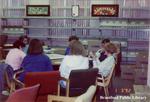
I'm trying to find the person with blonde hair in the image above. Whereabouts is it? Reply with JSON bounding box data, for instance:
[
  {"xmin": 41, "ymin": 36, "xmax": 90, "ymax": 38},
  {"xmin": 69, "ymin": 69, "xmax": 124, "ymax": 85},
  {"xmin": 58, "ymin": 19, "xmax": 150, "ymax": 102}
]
[
  {"xmin": 93, "ymin": 42, "xmax": 118, "ymax": 77},
  {"xmin": 59, "ymin": 40, "xmax": 89, "ymax": 87},
  {"xmin": 60, "ymin": 40, "xmax": 88, "ymax": 78}
]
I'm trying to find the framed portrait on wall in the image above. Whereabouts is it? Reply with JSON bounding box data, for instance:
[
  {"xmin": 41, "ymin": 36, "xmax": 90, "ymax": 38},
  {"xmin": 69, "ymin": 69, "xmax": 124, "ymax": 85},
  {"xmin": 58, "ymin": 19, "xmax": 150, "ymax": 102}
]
[
  {"xmin": 91, "ymin": 4, "xmax": 119, "ymax": 17},
  {"xmin": 26, "ymin": 5, "xmax": 50, "ymax": 16}
]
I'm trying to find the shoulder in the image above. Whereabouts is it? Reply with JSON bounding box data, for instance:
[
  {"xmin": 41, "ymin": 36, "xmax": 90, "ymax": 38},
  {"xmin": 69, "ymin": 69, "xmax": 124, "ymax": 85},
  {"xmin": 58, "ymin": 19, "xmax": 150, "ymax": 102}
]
[
  {"xmin": 9, "ymin": 48, "xmax": 24, "ymax": 54},
  {"xmin": 9, "ymin": 48, "xmax": 18, "ymax": 52},
  {"xmin": 41, "ymin": 54, "xmax": 51, "ymax": 60},
  {"xmin": 106, "ymin": 55, "xmax": 115, "ymax": 62},
  {"xmin": 63, "ymin": 55, "xmax": 70, "ymax": 60}
]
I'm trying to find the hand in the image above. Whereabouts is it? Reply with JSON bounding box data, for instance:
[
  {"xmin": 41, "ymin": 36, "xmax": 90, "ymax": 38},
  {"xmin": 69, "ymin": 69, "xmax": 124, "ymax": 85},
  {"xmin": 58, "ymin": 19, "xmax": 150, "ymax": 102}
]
[{"xmin": 89, "ymin": 51, "xmax": 96, "ymax": 60}]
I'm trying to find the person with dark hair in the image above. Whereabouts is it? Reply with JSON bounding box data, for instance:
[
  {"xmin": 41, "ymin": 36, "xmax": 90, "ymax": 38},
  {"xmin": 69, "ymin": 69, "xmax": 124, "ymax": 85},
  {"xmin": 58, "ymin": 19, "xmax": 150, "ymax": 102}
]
[
  {"xmin": 65, "ymin": 35, "xmax": 79, "ymax": 55},
  {"xmin": 93, "ymin": 43, "xmax": 118, "ymax": 77},
  {"xmin": 27, "ymin": 39, "xmax": 43, "ymax": 55},
  {"xmin": 19, "ymin": 39, "xmax": 53, "ymax": 82},
  {"xmin": 59, "ymin": 40, "xmax": 89, "ymax": 87},
  {"xmin": 5, "ymin": 41, "xmax": 26, "ymax": 71},
  {"xmin": 14, "ymin": 35, "xmax": 30, "ymax": 53},
  {"xmin": 95, "ymin": 38, "xmax": 110, "ymax": 62}
]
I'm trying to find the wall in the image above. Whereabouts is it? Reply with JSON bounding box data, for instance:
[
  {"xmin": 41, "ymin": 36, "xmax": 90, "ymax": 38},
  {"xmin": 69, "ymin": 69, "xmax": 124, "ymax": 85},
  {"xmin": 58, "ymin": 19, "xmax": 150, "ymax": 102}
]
[
  {"xmin": 147, "ymin": 37, "xmax": 150, "ymax": 86},
  {"xmin": 29, "ymin": 0, "xmax": 49, "ymax": 5}
]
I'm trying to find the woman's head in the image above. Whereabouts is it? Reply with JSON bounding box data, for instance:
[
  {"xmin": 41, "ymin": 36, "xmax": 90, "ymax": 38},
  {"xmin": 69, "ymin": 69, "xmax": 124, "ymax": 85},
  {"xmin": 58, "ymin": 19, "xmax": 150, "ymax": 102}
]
[
  {"xmin": 19, "ymin": 35, "xmax": 30, "ymax": 45},
  {"xmin": 27, "ymin": 39, "xmax": 43, "ymax": 55},
  {"xmin": 68, "ymin": 35, "xmax": 79, "ymax": 42},
  {"xmin": 70, "ymin": 40, "xmax": 86, "ymax": 56},
  {"xmin": 101, "ymin": 38, "xmax": 110, "ymax": 48},
  {"xmin": 104, "ymin": 43, "xmax": 118, "ymax": 55},
  {"xmin": 13, "ymin": 40, "xmax": 25, "ymax": 49}
]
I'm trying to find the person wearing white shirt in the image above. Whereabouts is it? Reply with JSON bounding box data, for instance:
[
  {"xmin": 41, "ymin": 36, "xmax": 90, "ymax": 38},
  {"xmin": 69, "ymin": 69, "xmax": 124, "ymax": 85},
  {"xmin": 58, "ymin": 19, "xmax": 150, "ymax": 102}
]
[
  {"xmin": 93, "ymin": 43, "xmax": 117, "ymax": 77},
  {"xmin": 59, "ymin": 40, "xmax": 89, "ymax": 87},
  {"xmin": 5, "ymin": 41, "xmax": 26, "ymax": 71},
  {"xmin": 95, "ymin": 38, "xmax": 110, "ymax": 62}
]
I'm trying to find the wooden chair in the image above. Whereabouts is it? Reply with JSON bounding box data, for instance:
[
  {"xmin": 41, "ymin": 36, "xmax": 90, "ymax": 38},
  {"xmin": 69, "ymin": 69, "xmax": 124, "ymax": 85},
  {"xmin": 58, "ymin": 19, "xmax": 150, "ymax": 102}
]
[
  {"xmin": 8, "ymin": 69, "xmax": 24, "ymax": 93},
  {"xmin": 58, "ymin": 68, "xmax": 98, "ymax": 97},
  {"xmin": 48, "ymin": 85, "xmax": 96, "ymax": 102},
  {"xmin": 96, "ymin": 64, "xmax": 115, "ymax": 98},
  {"xmin": 0, "ymin": 63, "xmax": 23, "ymax": 94}
]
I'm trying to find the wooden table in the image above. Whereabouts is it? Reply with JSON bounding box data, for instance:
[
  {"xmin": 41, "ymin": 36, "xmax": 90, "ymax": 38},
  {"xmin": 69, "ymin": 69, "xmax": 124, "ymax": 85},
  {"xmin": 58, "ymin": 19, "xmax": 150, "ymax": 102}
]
[{"xmin": 46, "ymin": 54, "xmax": 64, "ymax": 70}]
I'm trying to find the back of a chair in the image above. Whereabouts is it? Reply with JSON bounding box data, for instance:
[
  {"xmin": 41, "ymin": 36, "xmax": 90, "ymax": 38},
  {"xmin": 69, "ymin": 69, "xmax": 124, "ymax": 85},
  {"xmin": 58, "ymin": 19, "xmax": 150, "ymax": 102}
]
[
  {"xmin": 69, "ymin": 68, "xmax": 98, "ymax": 96},
  {"xmin": 75, "ymin": 85, "xmax": 96, "ymax": 102},
  {"xmin": 48, "ymin": 85, "xmax": 96, "ymax": 102},
  {"xmin": 0, "ymin": 63, "xmax": 14, "ymax": 93},
  {"xmin": 97, "ymin": 64, "xmax": 115, "ymax": 87},
  {"xmin": 24, "ymin": 71, "xmax": 60, "ymax": 95},
  {"xmin": 6, "ymin": 84, "xmax": 40, "ymax": 102}
]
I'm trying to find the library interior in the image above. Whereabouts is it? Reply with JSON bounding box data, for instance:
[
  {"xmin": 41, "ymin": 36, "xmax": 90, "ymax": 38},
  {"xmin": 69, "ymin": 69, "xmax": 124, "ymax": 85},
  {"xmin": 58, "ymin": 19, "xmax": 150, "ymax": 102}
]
[{"xmin": 0, "ymin": 0, "xmax": 150, "ymax": 102}]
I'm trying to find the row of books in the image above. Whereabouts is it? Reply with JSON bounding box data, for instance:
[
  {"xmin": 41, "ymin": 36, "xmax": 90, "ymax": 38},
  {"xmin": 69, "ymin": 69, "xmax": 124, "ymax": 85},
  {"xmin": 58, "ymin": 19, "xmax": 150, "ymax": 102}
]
[
  {"xmin": 115, "ymin": 0, "xmax": 149, "ymax": 8},
  {"xmin": 2, "ymin": 0, "xmax": 26, "ymax": 8},
  {"xmin": 111, "ymin": 29, "xmax": 150, "ymax": 40},
  {"xmin": 120, "ymin": 8, "xmax": 150, "ymax": 18}
]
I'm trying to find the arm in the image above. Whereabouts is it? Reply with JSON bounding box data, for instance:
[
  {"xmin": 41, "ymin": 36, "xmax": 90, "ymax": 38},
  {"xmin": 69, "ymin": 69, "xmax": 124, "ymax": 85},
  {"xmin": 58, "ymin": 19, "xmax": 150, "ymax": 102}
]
[{"xmin": 45, "ymin": 56, "xmax": 53, "ymax": 71}]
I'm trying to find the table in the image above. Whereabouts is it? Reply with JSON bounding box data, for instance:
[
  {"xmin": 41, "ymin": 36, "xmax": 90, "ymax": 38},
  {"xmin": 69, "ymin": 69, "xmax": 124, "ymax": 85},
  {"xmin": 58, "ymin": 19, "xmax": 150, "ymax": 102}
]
[
  {"xmin": 46, "ymin": 54, "xmax": 65, "ymax": 70},
  {"xmin": 46, "ymin": 54, "xmax": 64, "ymax": 60}
]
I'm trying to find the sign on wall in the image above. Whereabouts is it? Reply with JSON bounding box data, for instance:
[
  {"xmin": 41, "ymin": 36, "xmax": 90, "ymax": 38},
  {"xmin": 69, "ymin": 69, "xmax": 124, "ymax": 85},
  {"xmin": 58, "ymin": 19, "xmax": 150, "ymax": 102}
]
[
  {"xmin": 26, "ymin": 5, "xmax": 50, "ymax": 16},
  {"xmin": 91, "ymin": 4, "xmax": 119, "ymax": 17}
]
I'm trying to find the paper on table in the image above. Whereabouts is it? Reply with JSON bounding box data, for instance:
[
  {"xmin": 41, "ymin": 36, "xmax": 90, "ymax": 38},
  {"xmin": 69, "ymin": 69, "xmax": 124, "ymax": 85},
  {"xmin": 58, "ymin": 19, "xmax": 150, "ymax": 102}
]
[{"xmin": 46, "ymin": 54, "xmax": 64, "ymax": 60}]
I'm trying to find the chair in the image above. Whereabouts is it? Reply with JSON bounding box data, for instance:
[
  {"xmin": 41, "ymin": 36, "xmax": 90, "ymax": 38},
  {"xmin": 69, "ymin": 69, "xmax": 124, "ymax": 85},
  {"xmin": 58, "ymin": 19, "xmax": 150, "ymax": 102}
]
[
  {"xmin": 96, "ymin": 64, "xmax": 115, "ymax": 98},
  {"xmin": 24, "ymin": 71, "xmax": 60, "ymax": 102},
  {"xmin": 0, "ymin": 63, "xmax": 23, "ymax": 94},
  {"xmin": 6, "ymin": 84, "xmax": 40, "ymax": 102},
  {"xmin": 6, "ymin": 68, "xmax": 24, "ymax": 93},
  {"xmin": 48, "ymin": 85, "xmax": 96, "ymax": 102},
  {"xmin": 58, "ymin": 68, "xmax": 98, "ymax": 97}
]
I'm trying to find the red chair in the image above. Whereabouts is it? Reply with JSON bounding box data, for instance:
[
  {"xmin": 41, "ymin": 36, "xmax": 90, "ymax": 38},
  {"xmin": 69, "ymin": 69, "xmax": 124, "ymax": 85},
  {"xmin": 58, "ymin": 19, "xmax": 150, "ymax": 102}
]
[
  {"xmin": 6, "ymin": 84, "xmax": 40, "ymax": 102},
  {"xmin": 24, "ymin": 71, "xmax": 60, "ymax": 102}
]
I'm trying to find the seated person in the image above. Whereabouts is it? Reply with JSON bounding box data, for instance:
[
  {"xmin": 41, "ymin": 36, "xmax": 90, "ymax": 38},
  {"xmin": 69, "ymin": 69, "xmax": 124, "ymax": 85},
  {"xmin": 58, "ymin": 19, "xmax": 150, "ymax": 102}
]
[
  {"xmin": 65, "ymin": 35, "xmax": 79, "ymax": 55},
  {"xmin": 93, "ymin": 43, "xmax": 118, "ymax": 77},
  {"xmin": 5, "ymin": 41, "xmax": 26, "ymax": 71},
  {"xmin": 95, "ymin": 38, "xmax": 110, "ymax": 62},
  {"xmin": 59, "ymin": 40, "xmax": 89, "ymax": 87},
  {"xmin": 19, "ymin": 39, "xmax": 53, "ymax": 82},
  {"xmin": 14, "ymin": 35, "xmax": 30, "ymax": 54}
]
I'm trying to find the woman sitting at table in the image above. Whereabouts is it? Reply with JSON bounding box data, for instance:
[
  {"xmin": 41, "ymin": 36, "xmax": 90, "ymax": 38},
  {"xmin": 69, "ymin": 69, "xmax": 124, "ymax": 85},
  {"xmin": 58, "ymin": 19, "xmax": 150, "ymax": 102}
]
[
  {"xmin": 59, "ymin": 40, "xmax": 89, "ymax": 87},
  {"xmin": 19, "ymin": 39, "xmax": 53, "ymax": 82},
  {"xmin": 93, "ymin": 42, "xmax": 118, "ymax": 77},
  {"xmin": 95, "ymin": 38, "xmax": 110, "ymax": 62},
  {"xmin": 65, "ymin": 35, "xmax": 79, "ymax": 55},
  {"xmin": 5, "ymin": 41, "xmax": 26, "ymax": 71},
  {"xmin": 14, "ymin": 35, "xmax": 30, "ymax": 54}
]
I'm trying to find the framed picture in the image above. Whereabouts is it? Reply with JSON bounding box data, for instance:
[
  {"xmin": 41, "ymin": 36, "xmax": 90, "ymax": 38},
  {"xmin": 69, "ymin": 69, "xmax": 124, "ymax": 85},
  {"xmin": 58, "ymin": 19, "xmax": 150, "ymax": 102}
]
[
  {"xmin": 91, "ymin": 4, "xmax": 119, "ymax": 17},
  {"xmin": 26, "ymin": 5, "xmax": 50, "ymax": 16},
  {"xmin": 72, "ymin": 5, "xmax": 79, "ymax": 17}
]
